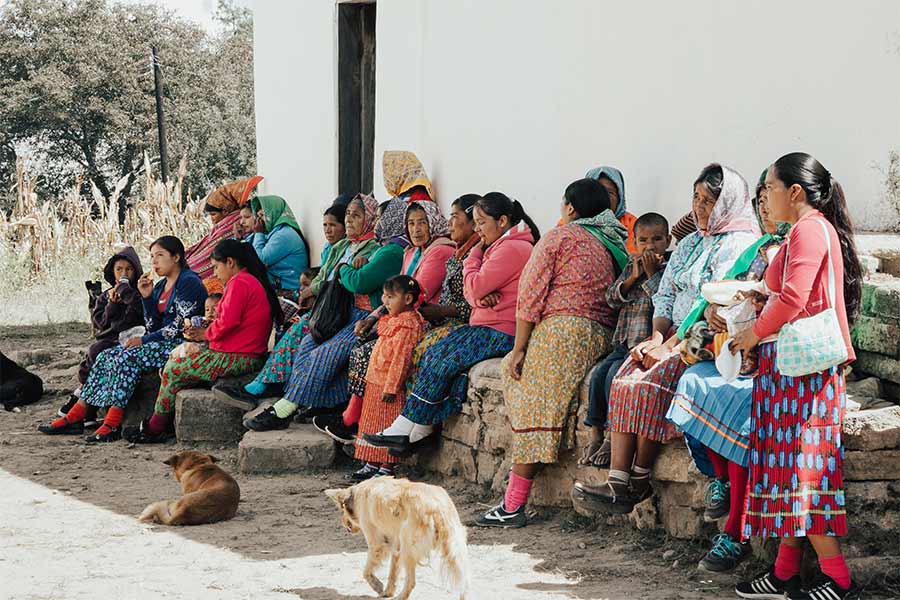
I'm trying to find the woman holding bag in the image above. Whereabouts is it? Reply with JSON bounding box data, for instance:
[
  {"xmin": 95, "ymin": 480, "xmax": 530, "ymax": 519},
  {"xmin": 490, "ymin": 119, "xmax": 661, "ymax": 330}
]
[{"xmin": 730, "ymin": 153, "xmax": 862, "ymax": 600}]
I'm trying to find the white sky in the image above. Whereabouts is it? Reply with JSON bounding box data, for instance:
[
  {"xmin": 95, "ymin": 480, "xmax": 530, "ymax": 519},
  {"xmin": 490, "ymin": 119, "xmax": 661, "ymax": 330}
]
[{"xmin": 117, "ymin": 0, "xmax": 254, "ymax": 32}]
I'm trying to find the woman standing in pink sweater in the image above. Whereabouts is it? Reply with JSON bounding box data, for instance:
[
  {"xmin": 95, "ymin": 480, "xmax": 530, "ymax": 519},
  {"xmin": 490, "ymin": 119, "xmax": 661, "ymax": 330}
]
[
  {"xmin": 126, "ymin": 239, "xmax": 282, "ymax": 444},
  {"xmin": 731, "ymin": 153, "xmax": 862, "ymax": 600},
  {"xmin": 363, "ymin": 193, "xmax": 540, "ymax": 452}
]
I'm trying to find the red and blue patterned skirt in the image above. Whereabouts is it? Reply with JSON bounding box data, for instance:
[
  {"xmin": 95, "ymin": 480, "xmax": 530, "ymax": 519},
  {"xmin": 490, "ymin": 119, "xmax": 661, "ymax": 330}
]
[{"xmin": 744, "ymin": 342, "xmax": 847, "ymax": 538}]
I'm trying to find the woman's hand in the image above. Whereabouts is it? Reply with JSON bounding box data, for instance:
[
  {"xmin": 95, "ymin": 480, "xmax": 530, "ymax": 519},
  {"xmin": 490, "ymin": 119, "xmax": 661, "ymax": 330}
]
[
  {"xmin": 630, "ymin": 334, "xmax": 662, "ymax": 363},
  {"xmin": 352, "ymin": 255, "xmax": 369, "ymax": 269},
  {"xmin": 418, "ymin": 302, "xmax": 447, "ymax": 323},
  {"xmin": 641, "ymin": 342, "xmax": 670, "ymax": 369},
  {"xmin": 736, "ymin": 290, "xmax": 768, "ymax": 313},
  {"xmin": 507, "ymin": 347, "xmax": 527, "ymax": 381},
  {"xmin": 354, "ymin": 318, "xmax": 376, "ymax": 338},
  {"xmin": 184, "ymin": 325, "xmax": 207, "ymax": 342},
  {"xmin": 107, "ymin": 288, "xmax": 120, "ymax": 304},
  {"xmin": 137, "ymin": 273, "xmax": 154, "ymax": 299},
  {"xmin": 730, "ymin": 328, "xmax": 760, "ymax": 355},
  {"xmin": 476, "ymin": 292, "xmax": 501, "ymax": 308},
  {"xmin": 123, "ymin": 337, "xmax": 143, "ymax": 349},
  {"xmin": 704, "ymin": 304, "xmax": 727, "ymax": 333}
]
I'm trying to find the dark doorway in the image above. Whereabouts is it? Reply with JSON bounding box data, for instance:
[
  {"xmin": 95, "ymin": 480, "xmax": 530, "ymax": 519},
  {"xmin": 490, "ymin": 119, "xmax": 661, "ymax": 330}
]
[{"xmin": 338, "ymin": 1, "xmax": 376, "ymax": 196}]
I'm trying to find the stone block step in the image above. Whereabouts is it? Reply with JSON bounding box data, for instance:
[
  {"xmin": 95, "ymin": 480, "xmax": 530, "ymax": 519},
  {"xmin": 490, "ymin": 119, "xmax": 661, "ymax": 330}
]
[
  {"xmin": 843, "ymin": 406, "xmax": 900, "ymax": 451},
  {"xmin": 175, "ymin": 386, "xmax": 246, "ymax": 444},
  {"xmin": 238, "ymin": 425, "xmax": 336, "ymax": 474}
]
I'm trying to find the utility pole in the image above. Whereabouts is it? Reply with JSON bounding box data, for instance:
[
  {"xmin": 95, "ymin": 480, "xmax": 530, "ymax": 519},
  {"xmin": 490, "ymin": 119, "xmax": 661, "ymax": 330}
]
[{"xmin": 151, "ymin": 46, "xmax": 169, "ymax": 184}]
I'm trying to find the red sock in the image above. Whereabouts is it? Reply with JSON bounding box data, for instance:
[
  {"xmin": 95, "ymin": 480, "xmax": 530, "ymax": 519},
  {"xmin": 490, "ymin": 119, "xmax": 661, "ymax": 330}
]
[
  {"xmin": 147, "ymin": 413, "xmax": 170, "ymax": 436},
  {"xmin": 51, "ymin": 402, "xmax": 88, "ymax": 427},
  {"xmin": 724, "ymin": 459, "xmax": 749, "ymax": 538},
  {"xmin": 706, "ymin": 447, "xmax": 728, "ymax": 479},
  {"xmin": 343, "ymin": 394, "xmax": 363, "ymax": 426},
  {"xmin": 94, "ymin": 406, "xmax": 123, "ymax": 436},
  {"xmin": 774, "ymin": 543, "xmax": 804, "ymax": 581},
  {"xmin": 503, "ymin": 472, "xmax": 534, "ymax": 512},
  {"xmin": 820, "ymin": 554, "xmax": 851, "ymax": 589}
]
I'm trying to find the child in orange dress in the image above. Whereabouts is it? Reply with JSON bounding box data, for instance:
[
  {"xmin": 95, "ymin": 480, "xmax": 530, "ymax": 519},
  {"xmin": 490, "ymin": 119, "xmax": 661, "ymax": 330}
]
[{"xmin": 350, "ymin": 275, "xmax": 426, "ymax": 481}]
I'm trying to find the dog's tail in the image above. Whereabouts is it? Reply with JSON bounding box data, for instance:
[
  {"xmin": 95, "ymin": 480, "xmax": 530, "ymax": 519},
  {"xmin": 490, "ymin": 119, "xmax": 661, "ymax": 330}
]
[
  {"xmin": 138, "ymin": 500, "xmax": 177, "ymax": 525},
  {"xmin": 435, "ymin": 500, "xmax": 470, "ymax": 598}
]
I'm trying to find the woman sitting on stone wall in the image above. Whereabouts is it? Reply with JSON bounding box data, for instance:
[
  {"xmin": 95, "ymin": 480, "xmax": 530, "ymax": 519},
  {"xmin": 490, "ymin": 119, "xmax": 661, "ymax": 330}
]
[
  {"xmin": 363, "ymin": 193, "xmax": 539, "ymax": 455},
  {"xmin": 475, "ymin": 178, "xmax": 627, "ymax": 528}
]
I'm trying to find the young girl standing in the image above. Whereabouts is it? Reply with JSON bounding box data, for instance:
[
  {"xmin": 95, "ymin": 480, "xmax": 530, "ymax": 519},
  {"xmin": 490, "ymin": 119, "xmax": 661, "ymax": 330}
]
[{"xmin": 351, "ymin": 275, "xmax": 426, "ymax": 481}]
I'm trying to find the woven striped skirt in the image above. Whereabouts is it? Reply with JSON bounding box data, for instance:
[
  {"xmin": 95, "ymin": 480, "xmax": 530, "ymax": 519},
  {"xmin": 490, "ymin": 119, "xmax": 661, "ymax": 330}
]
[
  {"xmin": 402, "ymin": 325, "xmax": 513, "ymax": 425},
  {"xmin": 607, "ymin": 344, "xmax": 687, "ymax": 443},
  {"xmin": 666, "ymin": 361, "xmax": 753, "ymax": 467},
  {"xmin": 505, "ymin": 316, "xmax": 611, "ymax": 464},
  {"xmin": 744, "ymin": 342, "xmax": 847, "ymax": 538},
  {"xmin": 283, "ymin": 308, "xmax": 368, "ymax": 409}
]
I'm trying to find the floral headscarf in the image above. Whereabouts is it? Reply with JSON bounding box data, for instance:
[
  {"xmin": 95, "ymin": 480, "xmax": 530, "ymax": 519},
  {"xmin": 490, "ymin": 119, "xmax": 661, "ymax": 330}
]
[
  {"xmin": 383, "ymin": 151, "xmax": 434, "ymax": 200},
  {"xmin": 204, "ymin": 176, "xmax": 263, "ymax": 214},
  {"xmin": 348, "ymin": 193, "xmax": 379, "ymax": 242},
  {"xmin": 375, "ymin": 197, "xmax": 411, "ymax": 246},
  {"xmin": 701, "ymin": 164, "xmax": 760, "ymax": 237},
  {"xmin": 406, "ymin": 200, "xmax": 450, "ymax": 241}
]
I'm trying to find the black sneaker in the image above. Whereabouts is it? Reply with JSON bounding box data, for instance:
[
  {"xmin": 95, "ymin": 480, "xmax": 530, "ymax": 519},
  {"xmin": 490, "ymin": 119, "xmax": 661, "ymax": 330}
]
[
  {"xmin": 698, "ymin": 533, "xmax": 750, "ymax": 572},
  {"xmin": 243, "ymin": 406, "xmax": 292, "ymax": 432},
  {"xmin": 347, "ymin": 463, "xmax": 379, "ymax": 482},
  {"xmin": 38, "ymin": 420, "xmax": 85, "ymax": 435},
  {"xmin": 311, "ymin": 413, "xmax": 341, "ymax": 435},
  {"xmin": 295, "ymin": 404, "xmax": 342, "ymax": 424},
  {"xmin": 790, "ymin": 576, "xmax": 863, "ymax": 600},
  {"xmin": 736, "ymin": 567, "xmax": 802, "ymax": 599},
  {"xmin": 213, "ymin": 382, "xmax": 262, "ymax": 411},
  {"xmin": 325, "ymin": 420, "xmax": 358, "ymax": 445},
  {"xmin": 474, "ymin": 503, "xmax": 527, "ymax": 528},
  {"xmin": 84, "ymin": 426, "xmax": 122, "ymax": 444},
  {"xmin": 704, "ymin": 478, "xmax": 731, "ymax": 521}
]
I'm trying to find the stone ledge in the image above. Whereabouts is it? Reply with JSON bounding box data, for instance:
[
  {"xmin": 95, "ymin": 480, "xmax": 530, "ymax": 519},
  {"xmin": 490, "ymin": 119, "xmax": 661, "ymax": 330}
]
[
  {"xmin": 175, "ymin": 385, "xmax": 246, "ymax": 444},
  {"xmin": 238, "ymin": 426, "xmax": 336, "ymax": 474}
]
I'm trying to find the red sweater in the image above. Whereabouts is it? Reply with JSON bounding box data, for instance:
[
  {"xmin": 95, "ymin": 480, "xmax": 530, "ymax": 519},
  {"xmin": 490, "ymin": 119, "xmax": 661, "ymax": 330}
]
[
  {"xmin": 753, "ymin": 210, "xmax": 855, "ymax": 362},
  {"xmin": 206, "ymin": 270, "xmax": 272, "ymax": 355}
]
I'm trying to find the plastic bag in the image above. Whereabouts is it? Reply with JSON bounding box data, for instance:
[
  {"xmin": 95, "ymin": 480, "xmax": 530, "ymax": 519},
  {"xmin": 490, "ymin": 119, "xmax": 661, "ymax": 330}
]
[
  {"xmin": 307, "ymin": 279, "xmax": 354, "ymax": 344},
  {"xmin": 716, "ymin": 298, "xmax": 756, "ymax": 337},
  {"xmin": 118, "ymin": 326, "xmax": 146, "ymax": 346}
]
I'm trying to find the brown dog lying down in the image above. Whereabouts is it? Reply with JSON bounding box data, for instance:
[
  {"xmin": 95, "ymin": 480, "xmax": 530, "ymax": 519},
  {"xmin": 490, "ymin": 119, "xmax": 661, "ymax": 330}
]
[
  {"xmin": 325, "ymin": 476, "xmax": 470, "ymax": 600},
  {"xmin": 139, "ymin": 450, "xmax": 239, "ymax": 526}
]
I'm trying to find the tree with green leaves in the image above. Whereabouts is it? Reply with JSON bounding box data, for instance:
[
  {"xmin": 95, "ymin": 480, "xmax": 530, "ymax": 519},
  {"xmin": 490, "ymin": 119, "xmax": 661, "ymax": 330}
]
[{"xmin": 0, "ymin": 0, "xmax": 256, "ymax": 220}]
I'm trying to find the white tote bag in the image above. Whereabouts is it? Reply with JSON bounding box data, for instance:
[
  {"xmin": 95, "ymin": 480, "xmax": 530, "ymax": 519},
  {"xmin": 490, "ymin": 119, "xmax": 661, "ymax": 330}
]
[{"xmin": 775, "ymin": 219, "xmax": 848, "ymax": 377}]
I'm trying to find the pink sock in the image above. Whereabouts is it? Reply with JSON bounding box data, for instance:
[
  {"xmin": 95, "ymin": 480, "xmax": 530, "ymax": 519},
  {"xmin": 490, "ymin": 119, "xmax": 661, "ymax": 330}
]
[
  {"xmin": 503, "ymin": 472, "xmax": 533, "ymax": 512},
  {"xmin": 343, "ymin": 394, "xmax": 363, "ymax": 426},
  {"xmin": 819, "ymin": 555, "xmax": 851, "ymax": 589},
  {"xmin": 147, "ymin": 413, "xmax": 170, "ymax": 436},
  {"xmin": 774, "ymin": 543, "xmax": 803, "ymax": 581}
]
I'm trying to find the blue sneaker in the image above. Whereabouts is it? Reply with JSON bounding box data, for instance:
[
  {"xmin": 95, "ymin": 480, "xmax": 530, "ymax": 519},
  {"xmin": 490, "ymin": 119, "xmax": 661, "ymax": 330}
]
[
  {"xmin": 704, "ymin": 478, "xmax": 730, "ymax": 521},
  {"xmin": 699, "ymin": 532, "xmax": 749, "ymax": 572}
]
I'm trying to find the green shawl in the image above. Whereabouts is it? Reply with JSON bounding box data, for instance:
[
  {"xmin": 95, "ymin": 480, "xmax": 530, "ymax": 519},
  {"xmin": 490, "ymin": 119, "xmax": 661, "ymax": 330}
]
[
  {"xmin": 572, "ymin": 210, "xmax": 629, "ymax": 271},
  {"xmin": 676, "ymin": 177, "xmax": 791, "ymax": 340},
  {"xmin": 252, "ymin": 195, "xmax": 301, "ymax": 234}
]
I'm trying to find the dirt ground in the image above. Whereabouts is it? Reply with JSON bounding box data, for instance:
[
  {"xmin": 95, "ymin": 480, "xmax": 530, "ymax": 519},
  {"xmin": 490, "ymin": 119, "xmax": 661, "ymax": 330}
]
[{"xmin": 0, "ymin": 323, "xmax": 878, "ymax": 600}]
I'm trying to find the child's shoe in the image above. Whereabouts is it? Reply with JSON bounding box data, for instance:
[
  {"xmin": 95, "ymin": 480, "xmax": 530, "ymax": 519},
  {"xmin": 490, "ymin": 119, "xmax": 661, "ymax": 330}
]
[{"xmin": 698, "ymin": 533, "xmax": 749, "ymax": 572}]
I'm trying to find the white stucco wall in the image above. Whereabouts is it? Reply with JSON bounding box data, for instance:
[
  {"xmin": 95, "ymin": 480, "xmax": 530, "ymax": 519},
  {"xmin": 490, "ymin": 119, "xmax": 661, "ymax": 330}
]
[
  {"xmin": 255, "ymin": 0, "xmax": 900, "ymax": 259},
  {"xmin": 253, "ymin": 1, "xmax": 339, "ymax": 260}
]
